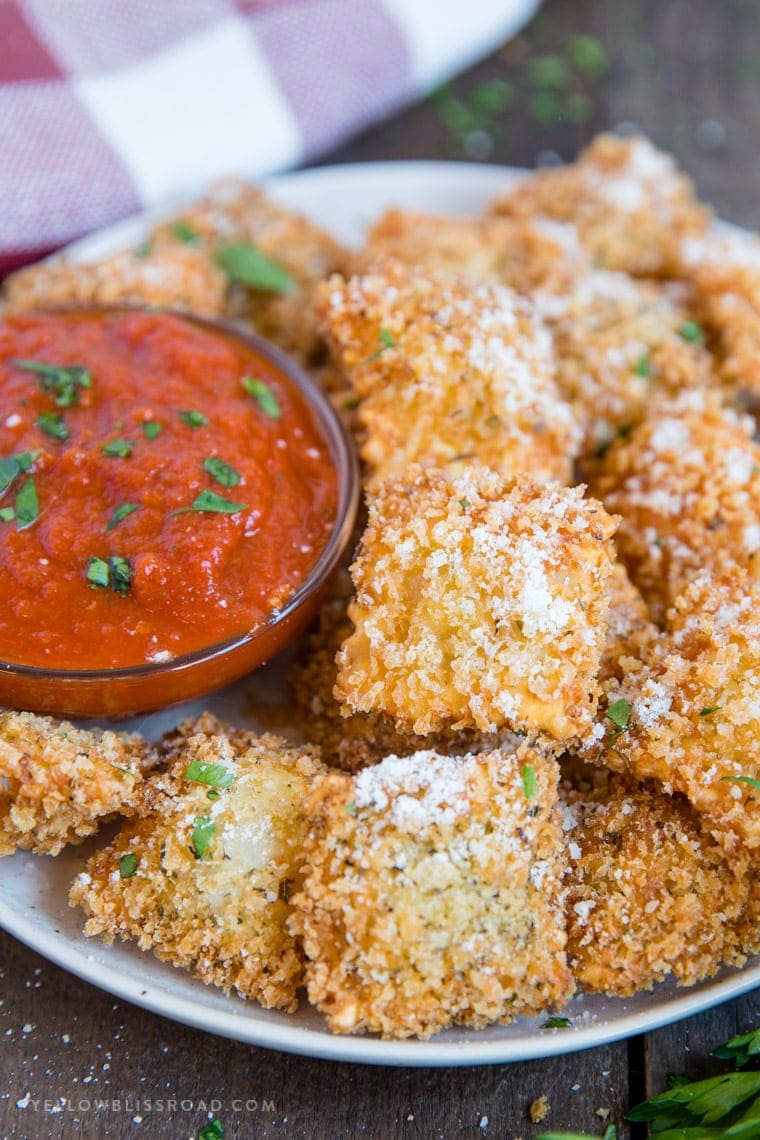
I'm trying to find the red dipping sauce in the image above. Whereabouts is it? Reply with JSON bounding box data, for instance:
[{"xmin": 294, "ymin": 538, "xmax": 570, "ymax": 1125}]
[{"xmin": 0, "ymin": 310, "xmax": 339, "ymax": 671}]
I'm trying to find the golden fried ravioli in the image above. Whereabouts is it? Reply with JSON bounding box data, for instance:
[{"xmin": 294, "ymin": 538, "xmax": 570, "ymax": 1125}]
[
  {"xmin": 70, "ymin": 723, "xmax": 325, "ymax": 1011},
  {"xmin": 490, "ymin": 133, "xmax": 709, "ymax": 277},
  {"xmin": 564, "ymin": 777, "xmax": 752, "ymax": 995},
  {"xmin": 335, "ymin": 467, "xmax": 618, "ymax": 744},
  {"xmin": 316, "ymin": 259, "xmax": 579, "ymax": 489},
  {"xmin": 290, "ymin": 746, "xmax": 572, "ymax": 1038},
  {"xmin": 599, "ymin": 562, "xmax": 658, "ymax": 684},
  {"xmin": 589, "ymin": 391, "xmax": 760, "ymax": 620},
  {"xmin": 597, "ymin": 569, "xmax": 760, "ymax": 867},
  {"xmin": 0, "ymin": 711, "xmax": 156, "ymax": 857}
]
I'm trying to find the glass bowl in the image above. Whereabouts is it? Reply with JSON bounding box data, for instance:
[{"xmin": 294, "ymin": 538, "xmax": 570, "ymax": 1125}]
[{"xmin": 0, "ymin": 312, "xmax": 359, "ymax": 719}]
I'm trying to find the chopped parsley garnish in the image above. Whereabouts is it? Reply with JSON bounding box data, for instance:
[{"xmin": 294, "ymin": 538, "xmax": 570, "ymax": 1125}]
[
  {"xmin": 521, "ymin": 764, "xmax": 538, "ymax": 800},
  {"xmin": 459, "ymin": 498, "xmax": 470, "ymax": 512},
  {"xmin": 86, "ymin": 555, "xmax": 132, "ymax": 595},
  {"xmin": 203, "ymin": 456, "xmax": 241, "ymax": 488},
  {"xmin": 363, "ymin": 327, "xmax": 397, "ymax": 364},
  {"xmin": 36, "ymin": 412, "xmax": 69, "ymax": 441},
  {"xmin": 678, "ymin": 319, "xmax": 704, "ymax": 343},
  {"xmin": 346, "ymin": 801, "xmax": 357, "ymax": 815},
  {"xmin": 541, "ymin": 1016, "xmax": 572, "ymax": 1029},
  {"xmin": 633, "ymin": 354, "xmax": 651, "ymax": 377},
  {"xmin": 14, "ymin": 477, "xmax": 39, "ymax": 530},
  {"xmin": 699, "ymin": 705, "xmax": 720, "ymax": 717},
  {"xmin": 119, "ymin": 853, "xmax": 138, "ymax": 879},
  {"xmin": 142, "ymin": 420, "xmax": 162, "ymax": 440},
  {"xmin": 106, "ymin": 503, "xmax": 139, "ymax": 532},
  {"xmin": 191, "ymin": 815, "xmax": 215, "ymax": 860},
  {"xmin": 606, "ymin": 698, "xmax": 632, "ymax": 747},
  {"xmin": 101, "ymin": 438, "xmax": 134, "ymax": 459},
  {"xmin": 217, "ymin": 241, "xmax": 295, "ymax": 294},
  {"xmin": 183, "ymin": 760, "xmax": 234, "ymax": 789},
  {"xmin": 241, "ymin": 376, "xmax": 281, "ymax": 419},
  {"xmin": 0, "ymin": 507, "xmax": 14, "ymax": 522},
  {"xmin": 198, "ymin": 1121, "xmax": 224, "ymax": 1140},
  {"xmin": 569, "ymin": 33, "xmax": 608, "ymax": 76},
  {"xmin": 12, "ymin": 359, "xmax": 91, "ymax": 407},
  {"xmin": 179, "ymin": 409, "xmax": 208, "ymax": 428},
  {"xmin": 0, "ymin": 450, "xmax": 38, "ymax": 496},
  {"xmin": 721, "ymin": 774, "xmax": 760, "ymax": 792},
  {"xmin": 169, "ymin": 219, "xmax": 200, "ymax": 244},
  {"xmin": 172, "ymin": 490, "xmax": 248, "ymax": 516}
]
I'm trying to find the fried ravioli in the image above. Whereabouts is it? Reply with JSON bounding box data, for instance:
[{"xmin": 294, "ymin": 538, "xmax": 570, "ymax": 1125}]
[
  {"xmin": 290, "ymin": 746, "xmax": 572, "ymax": 1038},
  {"xmin": 335, "ymin": 467, "xmax": 617, "ymax": 744},
  {"xmin": 70, "ymin": 723, "xmax": 325, "ymax": 1011},
  {"xmin": 489, "ymin": 134, "xmax": 709, "ymax": 277},
  {"xmin": 0, "ymin": 711, "xmax": 156, "ymax": 856},
  {"xmin": 316, "ymin": 260, "xmax": 579, "ymax": 489}
]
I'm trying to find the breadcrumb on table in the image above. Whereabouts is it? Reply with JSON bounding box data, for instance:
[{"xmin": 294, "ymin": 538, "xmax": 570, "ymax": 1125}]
[
  {"xmin": 336, "ymin": 466, "xmax": 618, "ymax": 745},
  {"xmin": 588, "ymin": 390, "xmax": 760, "ymax": 620},
  {"xmin": 489, "ymin": 133, "xmax": 709, "ymax": 278},
  {"xmin": 0, "ymin": 710, "xmax": 157, "ymax": 857},
  {"xmin": 316, "ymin": 259, "xmax": 580, "ymax": 490},
  {"xmin": 69, "ymin": 723, "xmax": 326, "ymax": 1011},
  {"xmin": 563, "ymin": 775, "xmax": 753, "ymax": 996},
  {"xmin": 290, "ymin": 746, "xmax": 573, "ymax": 1039}
]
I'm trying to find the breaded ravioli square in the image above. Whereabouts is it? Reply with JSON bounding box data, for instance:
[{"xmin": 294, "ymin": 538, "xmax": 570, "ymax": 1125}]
[
  {"xmin": 335, "ymin": 467, "xmax": 618, "ymax": 744},
  {"xmin": 0, "ymin": 711, "xmax": 157, "ymax": 857},
  {"xmin": 563, "ymin": 776, "xmax": 752, "ymax": 996},
  {"xmin": 290, "ymin": 746, "xmax": 572, "ymax": 1038},
  {"xmin": 316, "ymin": 259, "xmax": 579, "ymax": 489},
  {"xmin": 70, "ymin": 723, "xmax": 325, "ymax": 1011}
]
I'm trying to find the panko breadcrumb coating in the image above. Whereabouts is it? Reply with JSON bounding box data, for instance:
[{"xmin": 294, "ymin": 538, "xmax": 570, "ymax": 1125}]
[
  {"xmin": 680, "ymin": 229, "xmax": 760, "ymax": 396},
  {"xmin": 335, "ymin": 467, "xmax": 618, "ymax": 744},
  {"xmin": 316, "ymin": 260, "xmax": 579, "ymax": 489},
  {"xmin": 359, "ymin": 208, "xmax": 591, "ymax": 294},
  {"xmin": 0, "ymin": 711, "xmax": 156, "ymax": 856},
  {"xmin": 489, "ymin": 134, "xmax": 709, "ymax": 277},
  {"xmin": 589, "ymin": 391, "xmax": 760, "ymax": 620},
  {"xmin": 3, "ymin": 178, "xmax": 348, "ymax": 364},
  {"xmin": 537, "ymin": 271, "xmax": 717, "ymax": 457},
  {"xmin": 597, "ymin": 569, "xmax": 760, "ymax": 866},
  {"xmin": 290, "ymin": 746, "xmax": 572, "ymax": 1038},
  {"xmin": 563, "ymin": 776, "xmax": 752, "ymax": 996},
  {"xmin": 70, "ymin": 723, "xmax": 326, "ymax": 1011},
  {"xmin": 600, "ymin": 563, "xmax": 658, "ymax": 684}
]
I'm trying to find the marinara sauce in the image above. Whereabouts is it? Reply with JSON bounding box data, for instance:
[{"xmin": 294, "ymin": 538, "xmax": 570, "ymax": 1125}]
[{"xmin": 0, "ymin": 310, "xmax": 338, "ymax": 669}]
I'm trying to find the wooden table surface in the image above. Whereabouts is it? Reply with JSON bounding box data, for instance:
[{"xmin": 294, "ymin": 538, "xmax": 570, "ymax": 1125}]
[{"xmin": 2, "ymin": 1, "xmax": 759, "ymax": 1136}]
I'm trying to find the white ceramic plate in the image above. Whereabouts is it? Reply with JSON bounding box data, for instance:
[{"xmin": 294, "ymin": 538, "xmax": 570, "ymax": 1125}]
[{"xmin": 1, "ymin": 161, "xmax": 758, "ymax": 1066}]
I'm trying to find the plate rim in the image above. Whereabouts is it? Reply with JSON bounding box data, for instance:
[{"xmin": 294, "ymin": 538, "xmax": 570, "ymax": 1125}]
[{"xmin": 2, "ymin": 157, "xmax": 758, "ymax": 1066}]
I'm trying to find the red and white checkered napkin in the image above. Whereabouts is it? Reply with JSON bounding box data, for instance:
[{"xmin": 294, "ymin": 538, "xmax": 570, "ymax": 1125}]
[{"xmin": 0, "ymin": 0, "xmax": 539, "ymax": 272}]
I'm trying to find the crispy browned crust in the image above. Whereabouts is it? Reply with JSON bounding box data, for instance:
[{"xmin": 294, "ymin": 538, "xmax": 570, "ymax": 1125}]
[
  {"xmin": 69, "ymin": 723, "xmax": 326, "ymax": 1011},
  {"xmin": 588, "ymin": 391, "xmax": 760, "ymax": 620},
  {"xmin": 600, "ymin": 562, "xmax": 658, "ymax": 684},
  {"xmin": 316, "ymin": 259, "xmax": 580, "ymax": 490},
  {"xmin": 290, "ymin": 746, "xmax": 573, "ymax": 1038},
  {"xmin": 3, "ymin": 178, "xmax": 349, "ymax": 364},
  {"xmin": 594, "ymin": 568, "xmax": 760, "ymax": 867},
  {"xmin": 336, "ymin": 467, "xmax": 617, "ymax": 745},
  {"xmin": 563, "ymin": 776, "xmax": 754, "ymax": 996},
  {"xmin": 0, "ymin": 711, "xmax": 157, "ymax": 856},
  {"xmin": 489, "ymin": 134, "xmax": 709, "ymax": 277}
]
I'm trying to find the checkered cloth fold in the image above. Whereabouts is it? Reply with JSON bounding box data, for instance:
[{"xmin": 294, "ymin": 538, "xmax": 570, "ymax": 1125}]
[{"xmin": 0, "ymin": 0, "xmax": 540, "ymax": 271}]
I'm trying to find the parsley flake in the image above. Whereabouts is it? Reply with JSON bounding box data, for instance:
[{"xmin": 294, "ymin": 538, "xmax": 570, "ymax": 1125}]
[
  {"xmin": 101, "ymin": 438, "xmax": 134, "ymax": 459},
  {"xmin": 0, "ymin": 507, "xmax": 15, "ymax": 522},
  {"xmin": 169, "ymin": 219, "xmax": 200, "ymax": 244},
  {"xmin": 721, "ymin": 775, "xmax": 760, "ymax": 792},
  {"xmin": 106, "ymin": 503, "xmax": 139, "ymax": 532},
  {"xmin": 241, "ymin": 376, "xmax": 281, "ymax": 419},
  {"xmin": 679, "ymin": 319, "xmax": 704, "ymax": 343},
  {"xmin": 606, "ymin": 698, "xmax": 633, "ymax": 747},
  {"xmin": 191, "ymin": 815, "xmax": 215, "ymax": 860},
  {"xmin": 119, "ymin": 853, "xmax": 138, "ymax": 879},
  {"xmin": 0, "ymin": 451, "xmax": 37, "ymax": 495},
  {"xmin": 86, "ymin": 555, "xmax": 132, "ymax": 594},
  {"xmin": 142, "ymin": 421, "xmax": 162, "ymax": 440},
  {"xmin": 203, "ymin": 456, "xmax": 241, "ymax": 488},
  {"xmin": 179, "ymin": 409, "xmax": 208, "ymax": 428},
  {"xmin": 36, "ymin": 412, "xmax": 69, "ymax": 441},
  {"xmin": 459, "ymin": 498, "xmax": 470, "ymax": 512},
  {"xmin": 541, "ymin": 1016, "xmax": 572, "ymax": 1029},
  {"xmin": 363, "ymin": 327, "xmax": 397, "ymax": 364},
  {"xmin": 346, "ymin": 801, "xmax": 357, "ymax": 815},
  {"xmin": 86, "ymin": 557, "xmax": 110, "ymax": 590},
  {"xmin": 172, "ymin": 490, "xmax": 248, "ymax": 516},
  {"xmin": 699, "ymin": 705, "xmax": 720, "ymax": 717},
  {"xmin": 633, "ymin": 354, "xmax": 651, "ymax": 378},
  {"xmin": 521, "ymin": 764, "xmax": 538, "ymax": 800},
  {"xmin": 14, "ymin": 477, "xmax": 39, "ymax": 530},
  {"xmin": 217, "ymin": 241, "xmax": 295, "ymax": 294},
  {"xmin": 12, "ymin": 359, "xmax": 91, "ymax": 407},
  {"xmin": 198, "ymin": 1121, "xmax": 224, "ymax": 1140},
  {"xmin": 183, "ymin": 760, "xmax": 234, "ymax": 789}
]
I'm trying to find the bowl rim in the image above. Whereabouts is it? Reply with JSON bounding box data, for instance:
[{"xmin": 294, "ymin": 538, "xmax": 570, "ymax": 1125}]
[{"xmin": 0, "ymin": 307, "xmax": 360, "ymax": 683}]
